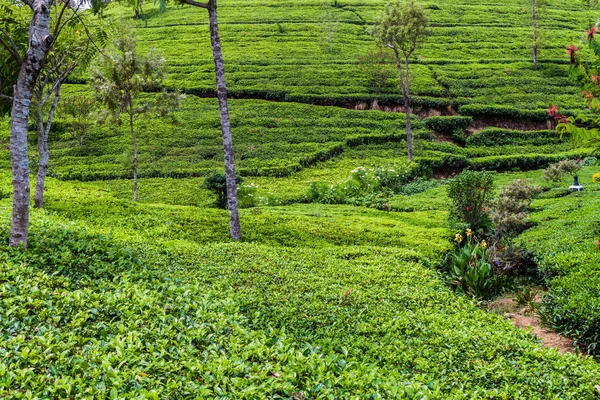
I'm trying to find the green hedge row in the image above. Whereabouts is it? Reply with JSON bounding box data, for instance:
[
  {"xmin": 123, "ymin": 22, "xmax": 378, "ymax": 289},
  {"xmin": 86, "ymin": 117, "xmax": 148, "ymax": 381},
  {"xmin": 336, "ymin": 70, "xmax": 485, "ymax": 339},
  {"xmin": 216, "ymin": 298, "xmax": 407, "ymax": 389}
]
[
  {"xmin": 518, "ymin": 174, "xmax": 600, "ymax": 357},
  {"xmin": 423, "ymin": 116, "xmax": 472, "ymax": 135},
  {"xmin": 459, "ymin": 105, "xmax": 550, "ymax": 122},
  {"xmin": 466, "ymin": 128, "xmax": 568, "ymax": 147}
]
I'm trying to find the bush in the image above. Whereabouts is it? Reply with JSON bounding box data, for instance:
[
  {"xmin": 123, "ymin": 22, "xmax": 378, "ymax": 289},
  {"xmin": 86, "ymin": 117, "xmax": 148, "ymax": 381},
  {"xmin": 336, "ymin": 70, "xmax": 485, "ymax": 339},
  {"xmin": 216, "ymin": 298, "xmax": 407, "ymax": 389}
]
[
  {"xmin": 447, "ymin": 170, "xmax": 495, "ymax": 232},
  {"xmin": 203, "ymin": 171, "xmax": 243, "ymax": 209},
  {"xmin": 423, "ymin": 116, "xmax": 472, "ymax": 135},
  {"xmin": 544, "ymin": 159, "xmax": 585, "ymax": 182},
  {"xmin": 491, "ymin": 179, "xmax": 541, "ymax": 239}
]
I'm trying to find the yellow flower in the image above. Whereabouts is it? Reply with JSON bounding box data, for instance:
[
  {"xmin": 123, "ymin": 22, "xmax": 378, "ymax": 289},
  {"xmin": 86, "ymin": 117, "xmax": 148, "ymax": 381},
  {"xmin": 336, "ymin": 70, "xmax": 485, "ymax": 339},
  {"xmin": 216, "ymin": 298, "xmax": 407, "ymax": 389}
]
[
  {"xmin": 481, "ymin": 241, "xmax": 487, "ymax": 249},
  {"xmin": 455, "ymin": 234, "xmax": 463, "ymax": 243},
  {"xmin": 466, "ymin": 229, "xmax": 472, "ymax": 237}
]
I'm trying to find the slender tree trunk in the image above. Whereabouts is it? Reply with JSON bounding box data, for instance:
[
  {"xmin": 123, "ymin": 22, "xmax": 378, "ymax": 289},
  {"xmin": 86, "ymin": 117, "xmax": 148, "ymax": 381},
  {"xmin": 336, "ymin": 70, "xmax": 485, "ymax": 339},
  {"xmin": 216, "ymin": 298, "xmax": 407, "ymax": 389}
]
[
  {"xmin": 208, "ymin": 0, "xmax": 241, "ymax": 240},
  {"xmin": 531, "ymin": 0, "xmax": 538, "ymax": 70},
  {"xmin": 129, "ymin": 102, "xmax": 138, "ymax": 202},
  {"xmin": 9, "ymin": 0, "xmax": 53, "ymax": 247},
  {"xmin": 392, "ymin": 47, "xmax": 413, "ymax": 163},
  {"xmin": 34, "ymin": 87, "xmax": 60, "ymax": 209},
  {"xmin": 404, "ymin": 55, "xmax": 412, "ymax": 162}
]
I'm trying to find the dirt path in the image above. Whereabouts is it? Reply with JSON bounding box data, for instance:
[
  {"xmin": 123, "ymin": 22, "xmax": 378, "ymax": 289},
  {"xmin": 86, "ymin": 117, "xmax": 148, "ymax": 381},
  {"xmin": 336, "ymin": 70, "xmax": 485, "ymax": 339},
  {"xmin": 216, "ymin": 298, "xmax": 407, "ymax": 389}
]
[{"xmin": 488, "ymin": 296, "xmax": 576, "ymax": 354}]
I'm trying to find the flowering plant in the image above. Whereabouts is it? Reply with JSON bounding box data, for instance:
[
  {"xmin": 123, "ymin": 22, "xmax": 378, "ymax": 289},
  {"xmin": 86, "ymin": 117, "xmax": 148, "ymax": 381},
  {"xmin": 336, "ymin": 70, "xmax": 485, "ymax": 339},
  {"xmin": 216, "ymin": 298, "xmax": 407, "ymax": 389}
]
[{"xmin": 450, "ymin": 230, "xmax": 495, "ymax": 299}]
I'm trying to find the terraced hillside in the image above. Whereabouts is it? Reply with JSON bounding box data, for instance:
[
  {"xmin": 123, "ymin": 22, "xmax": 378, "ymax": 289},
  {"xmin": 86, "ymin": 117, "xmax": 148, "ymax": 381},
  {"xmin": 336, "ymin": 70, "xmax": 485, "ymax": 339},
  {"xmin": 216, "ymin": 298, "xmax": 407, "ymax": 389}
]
[
  {"xmin": 2, "ymin": 0, "xmax": 600, "ymax": 397},
  {"xmin": 117, "ymin": 0, "xmax": 600, "ymax": 114}
]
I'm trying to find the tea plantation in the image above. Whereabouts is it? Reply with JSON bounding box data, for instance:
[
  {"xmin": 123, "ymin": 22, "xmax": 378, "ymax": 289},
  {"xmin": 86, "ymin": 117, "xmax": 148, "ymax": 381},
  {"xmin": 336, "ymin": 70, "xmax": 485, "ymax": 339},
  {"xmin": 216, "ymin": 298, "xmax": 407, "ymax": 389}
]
[{"xmin": 2, "ymin": 0, "xmax": 600, "ymax": 398}]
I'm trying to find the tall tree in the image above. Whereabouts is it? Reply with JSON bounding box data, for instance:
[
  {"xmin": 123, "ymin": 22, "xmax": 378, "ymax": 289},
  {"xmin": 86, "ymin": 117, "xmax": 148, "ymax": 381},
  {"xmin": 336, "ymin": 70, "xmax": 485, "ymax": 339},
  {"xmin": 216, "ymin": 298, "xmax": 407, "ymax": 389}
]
[
  {"xmin": 174, "ymin": 0, "xmax": 241, "ymax": 240},
  {"xmin": 2, "ymin": 0, "xmax": 55, "ymax": 247},
  {"xmin": 91, "ymin": 32, "xmax": 181, "ymax": 202},
  {"xmin": 373, "ymin": 0, "xmax": 428, "ymax": 162},
  {"xmin": 74, "ymin": 0, "xmax": 242, "ymax": 240}
]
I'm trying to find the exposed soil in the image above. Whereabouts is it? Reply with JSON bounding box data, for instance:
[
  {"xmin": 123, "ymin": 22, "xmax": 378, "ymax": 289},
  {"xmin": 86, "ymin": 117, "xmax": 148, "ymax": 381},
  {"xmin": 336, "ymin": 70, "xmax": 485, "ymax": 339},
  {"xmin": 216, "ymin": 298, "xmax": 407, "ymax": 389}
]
[
  {"xmin": 348, "ymin": 100, "xmax": 457, "ymax": 119},
  {"xmin": 488, "ymin": 295, "xmax": 576, "ymax": 354}
]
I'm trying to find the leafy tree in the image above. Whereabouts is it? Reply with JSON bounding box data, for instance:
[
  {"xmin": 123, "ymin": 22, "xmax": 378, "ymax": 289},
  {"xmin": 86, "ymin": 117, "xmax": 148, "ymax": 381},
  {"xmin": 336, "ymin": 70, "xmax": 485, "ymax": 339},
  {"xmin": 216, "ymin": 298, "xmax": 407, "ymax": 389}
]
[
  {"xmin": 373, "ymin": 0, "xmax": 428, "ymax": 162},
  {"xmin": 357, "ymin": 48, "xmax": 394, "ymax": 94},
  {"xmin": 92, "ymin": 31, "xmax": 182, "ymax": 202},
  {"xmin": 60, "ymin": 96, "xmax": 97, "ymax": 147},
  {"xmin": 0, "ymin": 0, "xmax": 97, "ymax": 247}
]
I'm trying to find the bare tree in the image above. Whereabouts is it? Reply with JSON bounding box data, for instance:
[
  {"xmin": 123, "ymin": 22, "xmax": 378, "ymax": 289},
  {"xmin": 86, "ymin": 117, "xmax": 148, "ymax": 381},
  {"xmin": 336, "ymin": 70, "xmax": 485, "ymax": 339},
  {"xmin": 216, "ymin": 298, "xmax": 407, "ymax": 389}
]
[
  {"xmin": 320, "ymin": 2, "xmax": 339, "ymax": 53},
  {"xmin": 529, "ymin": 0, "xmax": 545, "ymax": 70},
  {"xmin": 373, "ymin": 0, "xmax": 428, "ymax": 162}
]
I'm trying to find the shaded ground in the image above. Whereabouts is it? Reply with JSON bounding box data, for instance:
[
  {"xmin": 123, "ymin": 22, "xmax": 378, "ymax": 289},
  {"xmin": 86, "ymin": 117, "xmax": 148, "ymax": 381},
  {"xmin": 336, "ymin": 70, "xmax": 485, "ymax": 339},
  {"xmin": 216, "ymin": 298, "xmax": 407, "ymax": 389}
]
[{"xmin": 488, "ymin": 295, "xmax": 576, "ymax": 355}]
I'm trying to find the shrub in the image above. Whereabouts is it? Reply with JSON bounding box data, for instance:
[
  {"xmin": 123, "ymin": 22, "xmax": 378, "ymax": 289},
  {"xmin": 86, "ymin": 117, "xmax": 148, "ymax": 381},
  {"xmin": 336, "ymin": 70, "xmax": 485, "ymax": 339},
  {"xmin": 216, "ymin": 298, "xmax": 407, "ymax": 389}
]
[
  {"xmin": 447, "ymin": 170, "xmax": 495, "ymax": 232},
  {"xmin": 203, "ymin": 171, "xmax": 243, "ymax": 209},
  {"xmin": 491, "ymin": 179, "xmax": 541, "ymax": 239},
  {"xmin": 423, "ymin": 116, "xmax": 472, "ymax": 135},
  {"xmin": 450, "ymin": 231, "xmax": 495, "ymax": 299},
  {"xmin": 544, "ymin": 159, "xmax": 585, "ymax": 182}
]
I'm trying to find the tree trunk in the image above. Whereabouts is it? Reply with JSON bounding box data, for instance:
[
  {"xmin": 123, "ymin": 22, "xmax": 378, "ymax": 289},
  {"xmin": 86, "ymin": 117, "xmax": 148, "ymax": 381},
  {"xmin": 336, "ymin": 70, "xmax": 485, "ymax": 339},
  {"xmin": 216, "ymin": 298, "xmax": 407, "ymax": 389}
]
[
  {"xmin": 531, "ymin": 0, "xmax": 538, "ymax": 70},
  {"xmin": 129, "ymin": 102, "xmax": 138, "ymax": 202},
  {"xmin": 208, "ymin": 0, "xmax": 241, "ymax": 240},
  {"xmin": 34, "ymin": 87, "xmax": 60, "ymax": 209},
  {"xmin": 404, "ymin": 56, "xmax": 412, "ymax": 162},
  {"xmin": 9, "ymin": 0, "xmax": 53, "ymax": 247}
]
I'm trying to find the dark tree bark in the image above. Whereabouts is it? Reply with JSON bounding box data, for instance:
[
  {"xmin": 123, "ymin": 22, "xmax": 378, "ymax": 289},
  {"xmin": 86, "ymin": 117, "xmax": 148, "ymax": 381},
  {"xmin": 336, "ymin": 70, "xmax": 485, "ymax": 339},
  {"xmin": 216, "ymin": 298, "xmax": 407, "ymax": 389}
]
[
  {"xmin": 9, "ymin": 0, "xmax": 53, "ymax": 247},
  {"xmin": 208, "ymin": 0, "xmax": 241, "ymax": 240},
  {"xmin": 34, "ymin": 86, "xmax": 60, "ymax": 209}
]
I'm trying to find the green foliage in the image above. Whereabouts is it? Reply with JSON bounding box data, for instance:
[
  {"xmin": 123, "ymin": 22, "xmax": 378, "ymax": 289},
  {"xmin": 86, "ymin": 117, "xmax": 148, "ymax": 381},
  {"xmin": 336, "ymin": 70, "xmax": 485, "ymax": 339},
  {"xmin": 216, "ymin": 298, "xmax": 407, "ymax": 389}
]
[
  {"xmin": 544, "ymin": 159, "xmax": 585, "ymax": 182},
  {"xmin": 373, "ymin": 0, "xmax": 429, "ymax": 58},
  {"xmin": 514, "ymin": 286, "xmax": 540, "ymax": 308},
  {"xmin": 356, "ymin": 48, "xmax": 394, "ymax": 94},
  {"xmin": 203, "ymin": 171, "xmax": 243, "ymax": 209},
  {"xmin": 450, "ymin": 232, "xmax": 495, "ymax": 299},
  {"xmin": 447, "ymin": 170, "xmax": 495, "ymax": 231},
  {"xmin": 466, "ymin": 128, "xmax": 567, "ymax": 147},
  {"xmin": 423, "ymin": 116, "xmax": 472, "ymax": 135}
]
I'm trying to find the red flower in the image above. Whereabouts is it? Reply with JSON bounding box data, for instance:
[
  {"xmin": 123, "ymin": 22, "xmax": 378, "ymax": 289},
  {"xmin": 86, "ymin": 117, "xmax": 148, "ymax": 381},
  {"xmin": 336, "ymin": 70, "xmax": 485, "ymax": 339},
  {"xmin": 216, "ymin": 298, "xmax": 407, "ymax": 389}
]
[
  {"xmin": 583, "ymin": 91, "xmax": 594, "ymax": 101},
  {"xmin": 466, "ymin": 206, "xmax": 471, "ymax": 211},
  {"xmin": 499, "ymin": 246, "xmax": 505, "ymax": 251},
  {"xmin": 558, "ymin": 116, "xmax": 569, "ymax": 125},
  {"xmin": 586, "ymin": 26, "xmax": 598, "ymax": 40},
  {"xmin": 593, "ymin": 75, "xmax": 600, "ymax": 84},
  {"xmin": 566, "ymin": 45, "xmax": 579, "ymax": 64},
  {"xmin": 547, "ymin": 105, "xmax": 559, "ymax": 117}
]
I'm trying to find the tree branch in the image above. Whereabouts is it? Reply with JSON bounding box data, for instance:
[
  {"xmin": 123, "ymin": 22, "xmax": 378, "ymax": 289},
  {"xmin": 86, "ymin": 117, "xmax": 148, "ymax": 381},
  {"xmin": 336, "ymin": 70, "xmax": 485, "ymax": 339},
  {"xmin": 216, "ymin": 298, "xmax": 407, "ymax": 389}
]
[
  {"xmin": 0, "ymin": 27, "xmax": 23, "ymax": 64},
  {"xmin": 178, "ymin": 0, "xmax": 209, "ymax": 9}
]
